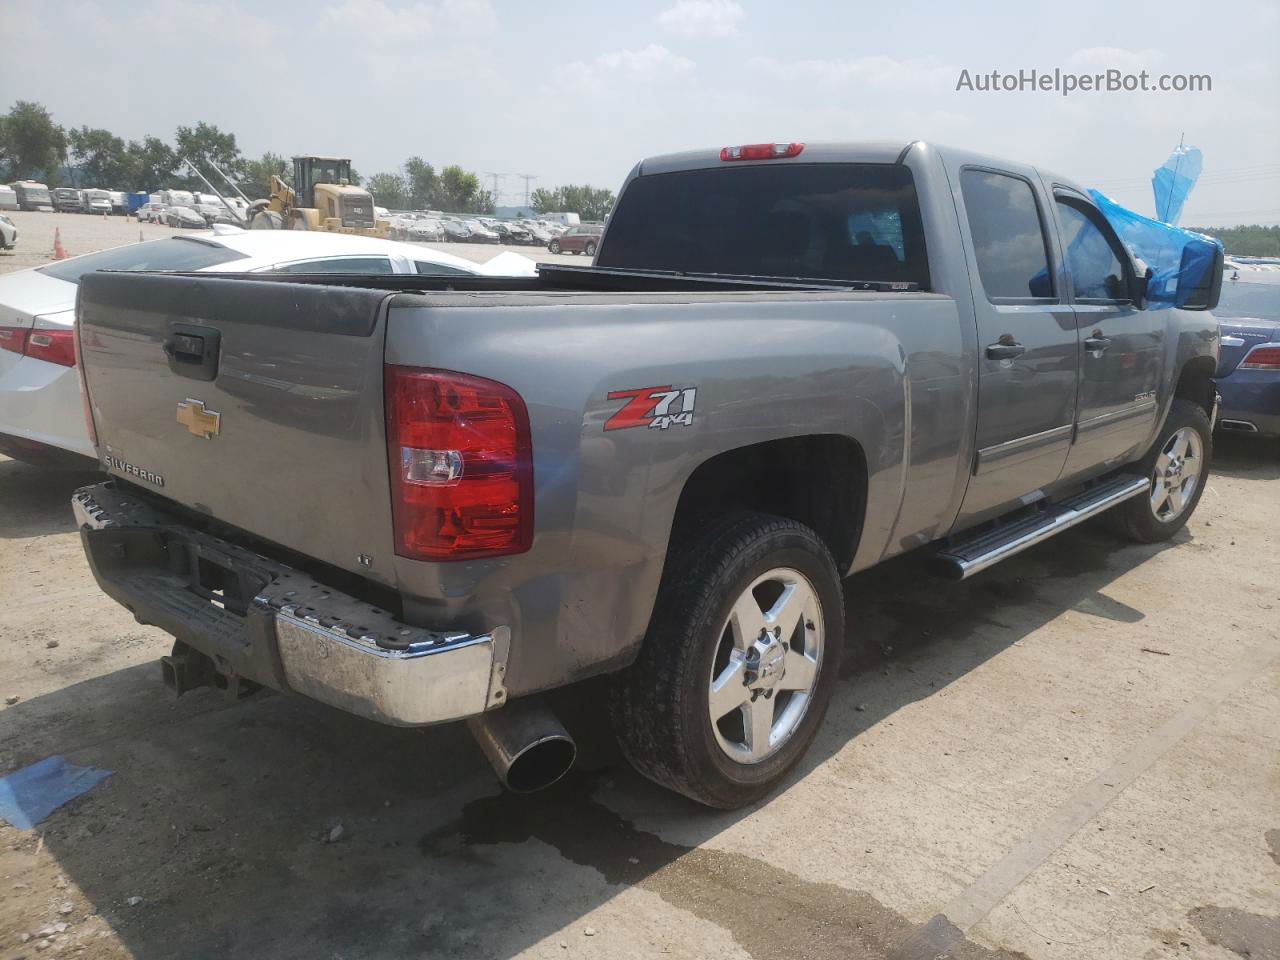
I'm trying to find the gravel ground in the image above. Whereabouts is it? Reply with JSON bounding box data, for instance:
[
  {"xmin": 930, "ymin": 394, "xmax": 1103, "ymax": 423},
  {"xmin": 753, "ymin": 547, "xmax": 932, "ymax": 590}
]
[
  {"xmin": 0, "ymin": 209, "xmax": 584, "ymax": 276},
  {"xmin": 1, "ymin": 439, "xmax": 1276, "ymax": 960},
  {"xmin": 0, "ymin": 207, "xmax": 1277, "ymax": 960}
]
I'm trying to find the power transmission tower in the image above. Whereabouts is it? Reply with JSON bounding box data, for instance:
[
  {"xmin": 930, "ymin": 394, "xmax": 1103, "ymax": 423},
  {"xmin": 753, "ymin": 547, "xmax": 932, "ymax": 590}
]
[
  {"xmin": 518, "ymin": 174, "xmax": 537, "ymax": 207},
  {"xmin": 484, "ymin": 172, "xmax": 505, "ymax": 206}
]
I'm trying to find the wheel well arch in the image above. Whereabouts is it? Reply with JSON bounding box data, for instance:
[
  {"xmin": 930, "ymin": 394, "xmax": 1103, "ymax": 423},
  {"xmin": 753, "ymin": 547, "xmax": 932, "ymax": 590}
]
[
  {"xmin": 669, "ymin": 435, "xmax": 867, "ymax": 572},
  {"xmin": 1174, "ymin": 355, "xmax": 1217, "ymax": 414}
]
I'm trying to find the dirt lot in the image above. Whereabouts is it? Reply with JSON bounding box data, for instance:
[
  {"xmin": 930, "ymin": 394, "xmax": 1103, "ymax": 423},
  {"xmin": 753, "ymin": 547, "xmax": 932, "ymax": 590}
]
[
  {"xmin": 1, "ymin": 211, "xmax": 1278, "ymax": 960},
  {"xmin": 0, "ymin": 209, "xmax": 582, "ymax": 276}
]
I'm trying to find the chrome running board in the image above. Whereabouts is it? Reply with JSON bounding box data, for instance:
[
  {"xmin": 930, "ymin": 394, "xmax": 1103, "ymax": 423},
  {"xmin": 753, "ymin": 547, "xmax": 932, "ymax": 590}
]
[{"xmin": 930, "ymin": 475, "xmax": 1150, "ymax": 580}]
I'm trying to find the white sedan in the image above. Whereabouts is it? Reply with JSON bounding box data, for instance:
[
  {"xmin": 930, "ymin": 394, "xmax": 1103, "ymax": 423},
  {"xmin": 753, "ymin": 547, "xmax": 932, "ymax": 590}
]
[
  {"xmin": 0, "ymin": 228, "xmax": 537, "ymax": 465},
  {"xmin": 136, "ymin": 201, "xmax": 169, "ymax": 223}
]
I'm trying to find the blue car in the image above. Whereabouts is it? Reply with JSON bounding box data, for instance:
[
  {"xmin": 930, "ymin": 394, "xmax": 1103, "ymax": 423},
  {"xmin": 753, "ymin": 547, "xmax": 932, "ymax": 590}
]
[{"xmin": 1214, "ymin": 276, "xmax": 1280, "ymax": 439}]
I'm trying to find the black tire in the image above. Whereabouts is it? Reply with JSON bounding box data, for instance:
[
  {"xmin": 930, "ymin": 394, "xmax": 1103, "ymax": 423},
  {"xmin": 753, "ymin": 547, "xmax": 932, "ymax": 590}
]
[
  {"xmin": 1109, "ymin": 398, "xmax": 1212, "ymax": 543},
  {"xmin": 611, "ymin": 512, "xmax": 845, "ymax": 809},
  {"xmin": 548, "ymin": 239, "xmax": 561, "ymax": 254},
  {"xmin": 584, "ymin": 241, "xmax": 597, "ymax": 256}
]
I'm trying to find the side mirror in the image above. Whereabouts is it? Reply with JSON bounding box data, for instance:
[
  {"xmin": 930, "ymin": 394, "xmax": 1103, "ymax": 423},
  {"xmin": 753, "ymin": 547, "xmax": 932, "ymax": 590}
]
[{"xmin": 1174, "ymin": 239, "xmax": 1223, "ymax": 311}]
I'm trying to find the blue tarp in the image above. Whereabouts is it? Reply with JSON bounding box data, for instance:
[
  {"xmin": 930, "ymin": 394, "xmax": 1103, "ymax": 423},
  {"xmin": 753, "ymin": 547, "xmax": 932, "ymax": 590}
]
[
  {"xmin": 1152, "ymin": 144, "xmax": 1202, "ymax": 226},
  {"xmin": 0, "ymin": 756, "xmax": 113, "ymax": 830},
  {"xmin": 1089, "ymin": 189, "xmax": 1222, "ymax": 309}
]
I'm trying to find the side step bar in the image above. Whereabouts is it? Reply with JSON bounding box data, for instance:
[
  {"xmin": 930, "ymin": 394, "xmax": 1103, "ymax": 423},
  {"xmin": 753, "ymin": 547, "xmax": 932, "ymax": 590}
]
[{"xmin": 930, "ymin": 475, "xmax": 1150, "ymax": 580}]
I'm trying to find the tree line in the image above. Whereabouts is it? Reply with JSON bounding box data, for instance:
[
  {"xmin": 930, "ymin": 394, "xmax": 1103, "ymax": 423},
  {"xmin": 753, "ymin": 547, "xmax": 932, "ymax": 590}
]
[
  {"xmin": 0, "ymin": 101, "xmax": 282, "ymax": 196},
  {"xmin": 366, "ymin": 157, "xmax": 493, "ymax": 215},
  {"xmin": 365, "ymin": 160, "xmax": 616, "ymax": 219},
  {"xmin": 0, "ymin": 100, "xmax": 616, "ymax": 219},
  {"xmin": 1201, "ymin": 224, "xmax": 1280, "ymax": 258},
  {"xmin": 530, "ymin": 184, "xmax": 615, "ymax": 222}
]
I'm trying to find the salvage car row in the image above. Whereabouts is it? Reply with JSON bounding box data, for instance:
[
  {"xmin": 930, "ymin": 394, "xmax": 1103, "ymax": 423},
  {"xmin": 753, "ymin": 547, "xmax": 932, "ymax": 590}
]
[
  {"xmin": 384, "ymin": 212, "xmax": 604, "ymax": 252},
  {"xmin": 4, "ymin": 182, "xmax": 132, "ymax": 215}
]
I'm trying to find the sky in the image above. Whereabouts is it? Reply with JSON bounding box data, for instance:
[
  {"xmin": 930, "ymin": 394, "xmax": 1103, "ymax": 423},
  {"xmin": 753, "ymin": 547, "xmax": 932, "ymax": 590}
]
[{"xmin": 3, "ymin": 0, "xmax": 1278, "ymax": 226}]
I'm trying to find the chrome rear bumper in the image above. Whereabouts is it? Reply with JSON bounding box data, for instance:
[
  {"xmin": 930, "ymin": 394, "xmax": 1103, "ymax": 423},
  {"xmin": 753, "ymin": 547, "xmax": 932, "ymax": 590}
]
[{"xmin": 73, "ymin": 482, "xmax": 508, "ymax": 726}]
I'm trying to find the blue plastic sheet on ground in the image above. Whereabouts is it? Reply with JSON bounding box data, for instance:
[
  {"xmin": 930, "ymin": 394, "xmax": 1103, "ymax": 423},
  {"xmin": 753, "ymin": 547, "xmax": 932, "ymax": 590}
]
[
  {"xmin": 0, "ymin": 756, "xmax": 113, "ymax": 830},
  {"xmin": 1089, "ymin": 189, "xmax": 1223, "ymax": 309},
  {"xmin": 1151, "ymin": 144, "xmax": 1202, "ymax": 226}
]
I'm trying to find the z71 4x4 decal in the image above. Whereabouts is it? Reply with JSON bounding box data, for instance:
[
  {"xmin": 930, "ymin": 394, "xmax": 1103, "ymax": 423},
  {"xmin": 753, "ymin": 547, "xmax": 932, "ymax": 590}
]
[{"xmin": 604, "ymin": 385, "xmax": 698, "ymax": 431}]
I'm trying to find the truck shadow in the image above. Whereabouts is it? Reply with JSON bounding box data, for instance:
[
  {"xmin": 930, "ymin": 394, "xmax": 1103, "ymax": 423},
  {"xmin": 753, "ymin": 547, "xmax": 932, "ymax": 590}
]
[
  {"xmin": 1210, "ymin": 432, "xmax": 1280, "ymax": 481},
  {"xmin": 3, "ymin": 514, "xmax": 1180, "ymax": 959}
]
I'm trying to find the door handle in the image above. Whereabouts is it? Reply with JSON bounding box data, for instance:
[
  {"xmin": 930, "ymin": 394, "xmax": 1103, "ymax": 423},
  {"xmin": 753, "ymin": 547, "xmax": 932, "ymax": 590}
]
[
  {"xmin": 1219, "ymin": 335, "xmax": 1245, "ymax": 347},
  {"xmin": 985, "ymin": 339, "xmax": 1026, "ymax": 361},
  {"xmin": 1084, "ymin": 334, "xmax": 1112, "ymax": 356}
]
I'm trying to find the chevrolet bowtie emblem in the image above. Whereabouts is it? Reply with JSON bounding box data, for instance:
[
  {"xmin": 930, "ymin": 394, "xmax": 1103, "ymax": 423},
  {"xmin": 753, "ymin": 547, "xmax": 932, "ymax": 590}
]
[{"xmin": 176, "ymin": 398, "xmax": 221, "ymax": 439}]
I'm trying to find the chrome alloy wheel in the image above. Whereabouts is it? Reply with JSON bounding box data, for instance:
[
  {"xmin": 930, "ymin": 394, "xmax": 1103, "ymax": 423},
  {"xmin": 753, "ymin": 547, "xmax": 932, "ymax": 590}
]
[
  {"xmin": 708, "ymin": 567, "xmax": 824, "ymax": 764},
  {"xmin": 1150, "ymin": 426, "xmax": 1204, "ymax": 522}
]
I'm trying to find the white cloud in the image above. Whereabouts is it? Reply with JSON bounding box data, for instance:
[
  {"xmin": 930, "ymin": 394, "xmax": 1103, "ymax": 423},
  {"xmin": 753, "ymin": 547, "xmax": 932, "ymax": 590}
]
[
  {"xmin": 316, "ymin": 0, "xmax": 436, "ymax": 42},
  {"xmin": 315, "ymin": 0, "xmax": 496, "ymax": 44},
  {"xmin": 748, "ymin": 54, "xmax": 953, "ymax": 90},
  {"xmin": 596, "ymin": 45, "xmax": 695, "ymax": 74},
  {"xmin": 657, "ymin": 0, "xmax": 743, "ymax": 37},
  {"xmin": 556, "ymin": 44, "xmax": 694, "ymax": 88},
  {"xmin": 440, "ymin": 0, "xmax": 497, "ymax": 32},
  {"xmin": 1067, "ymin": 46, "xmax": 1160, "ymax": 72}
]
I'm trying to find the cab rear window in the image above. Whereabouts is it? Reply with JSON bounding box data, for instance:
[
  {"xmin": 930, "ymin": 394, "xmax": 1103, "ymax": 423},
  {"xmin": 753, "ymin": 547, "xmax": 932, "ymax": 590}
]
[
  {"xmin": 598, "ymin": 163, "xmax": 929, "ymax": 287},
  {"xmin": 38, "ymin": 237, "xmax": 248, "ymax": 285}
]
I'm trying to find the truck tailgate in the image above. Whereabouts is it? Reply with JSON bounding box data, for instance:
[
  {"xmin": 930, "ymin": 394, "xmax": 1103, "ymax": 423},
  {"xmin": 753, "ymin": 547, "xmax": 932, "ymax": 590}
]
[{"xmin": 78, "ymin": 272, "xmax": 397, "ymax": 583}]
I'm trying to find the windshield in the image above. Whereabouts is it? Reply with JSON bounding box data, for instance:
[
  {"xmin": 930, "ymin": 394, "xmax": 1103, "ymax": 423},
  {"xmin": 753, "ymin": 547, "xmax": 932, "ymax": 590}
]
[
  {"xmin": 309, "ymin": 160, "xmax": 346, "ymax": 185},
  {"xmin": 37, "ymin": 237, "xmax": 248, "ymax": 285},
  {"xmin": 599, "ymin": 162, "xmax": 930, "ymax": 286},
  {"xmin": 1214, "ymin": 279, "xmax": 1280, "ymax": 322}
]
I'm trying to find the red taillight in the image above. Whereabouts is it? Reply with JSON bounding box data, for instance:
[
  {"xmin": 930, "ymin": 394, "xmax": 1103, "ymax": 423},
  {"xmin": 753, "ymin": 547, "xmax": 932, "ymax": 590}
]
[
  {"xmin": 1239, "ymin": 345, "xmax": 1280, "ymax": 370},
  {"xmin": 26, "ymin": 328, "xmax": 76, "ymax": 367},
  {"xmin": 384, "ymin": 365, "xmax": 533, "ymax": 561},
  {"xmin": 0, "ymin": 325, "xmax": 75, "ymax": 366},
  {"xmin": 720, "ymin": 142, "xmax": 805, "ymax": 162},
  {"xmin": 0, "ymin": 326, "xmax": 28, "ymax": 355}
]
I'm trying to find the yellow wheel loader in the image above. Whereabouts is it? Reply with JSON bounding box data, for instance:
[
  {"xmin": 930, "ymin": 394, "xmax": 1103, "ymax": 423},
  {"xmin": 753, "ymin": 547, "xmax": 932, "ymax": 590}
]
[{"xmin": 246, "ymin": 156, "xmax": 388, "ymax": 237}]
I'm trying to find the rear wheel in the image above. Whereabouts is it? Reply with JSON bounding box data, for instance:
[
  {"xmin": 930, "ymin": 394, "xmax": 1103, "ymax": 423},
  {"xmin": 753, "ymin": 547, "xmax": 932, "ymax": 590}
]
[
  {"xmin": 1110, "ymin": 398, "xmax": 1212, "ymax": 542},
  {"xmin": 611, "ymin": 512, "xmax": 844, "ymax": 809},
  {"xmin": 585, "ymin": 241, "xmax": 598, "ymax": 256}
]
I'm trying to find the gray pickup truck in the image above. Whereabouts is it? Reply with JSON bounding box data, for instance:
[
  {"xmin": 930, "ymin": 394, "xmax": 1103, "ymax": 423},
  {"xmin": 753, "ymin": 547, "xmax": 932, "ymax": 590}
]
[{"xmin": 71, "ymin": 141, "xmax": 1222, "ymax": 809}]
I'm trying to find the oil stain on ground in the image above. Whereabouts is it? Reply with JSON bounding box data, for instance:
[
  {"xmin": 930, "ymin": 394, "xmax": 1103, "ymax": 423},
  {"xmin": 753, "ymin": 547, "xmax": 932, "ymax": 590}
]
[
  {"xmin": 1189, "ymin": 906, "xmax": 1280, "ymax": 960},
  {"xmin": 421, "ymin": 773, "xmax": 1028, "ymax": 960}
]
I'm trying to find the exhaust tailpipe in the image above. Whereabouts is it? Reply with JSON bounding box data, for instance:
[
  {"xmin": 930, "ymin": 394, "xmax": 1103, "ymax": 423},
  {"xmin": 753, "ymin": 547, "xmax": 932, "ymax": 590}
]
[{"xmin": 467, "ymin": 698, "xmax": 576, "ymax": 793}]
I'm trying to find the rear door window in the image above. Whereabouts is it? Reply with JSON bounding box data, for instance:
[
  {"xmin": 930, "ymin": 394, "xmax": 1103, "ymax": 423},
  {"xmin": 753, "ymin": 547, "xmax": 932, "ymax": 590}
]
[
  {"xmin": 960, "ymin": 169, "xmax": 1055, "ymax": 301},
  {"xmin": 598, "ymin": 163, "xmax": 929, "ymax": 286},
  {"xmin": 271, "ymin": 257, "xmax": 394, "ymax": 274},
  {"xmin": 37, "ymin": 237, "xmax": 248, "ymax": 284},
  {"xmin": 414, "ymin": 260, "xmax": 476, "ymax": 276}
]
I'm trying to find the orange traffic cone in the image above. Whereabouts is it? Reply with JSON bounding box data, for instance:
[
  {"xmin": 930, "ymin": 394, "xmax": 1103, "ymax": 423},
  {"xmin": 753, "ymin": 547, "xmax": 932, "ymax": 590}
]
[{"xmin": 52, "ymin": 228, "xmax": 68, "ymax": 260}]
